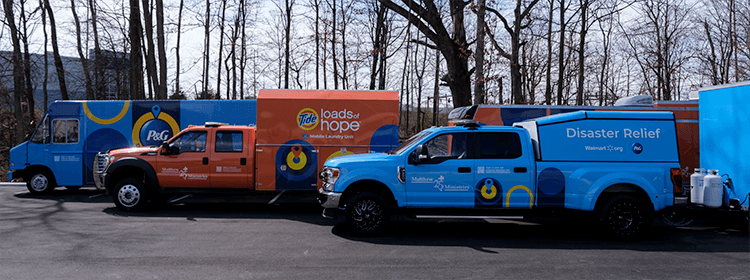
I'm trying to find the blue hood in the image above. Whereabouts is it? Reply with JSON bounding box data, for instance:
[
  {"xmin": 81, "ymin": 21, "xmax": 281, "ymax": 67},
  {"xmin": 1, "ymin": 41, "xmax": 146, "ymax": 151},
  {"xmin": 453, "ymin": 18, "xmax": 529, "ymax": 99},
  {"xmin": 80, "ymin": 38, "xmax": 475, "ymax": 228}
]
[
  {"xmin": 325, "ymin": 152, "xmax": 401, "ymax": 167},
  {"xmin": 9, "ymin": 142, "xmax": 27, "ymax": 171}
]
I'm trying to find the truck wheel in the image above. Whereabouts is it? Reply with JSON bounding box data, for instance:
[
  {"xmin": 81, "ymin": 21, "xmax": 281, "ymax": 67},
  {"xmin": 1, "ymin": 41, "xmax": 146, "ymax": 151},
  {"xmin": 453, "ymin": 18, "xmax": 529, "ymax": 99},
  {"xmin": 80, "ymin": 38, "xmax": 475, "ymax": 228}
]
[
  {"xmin": 26, "ymin": 170, "xmax": 57, "ymax": 195},
  {"xmin": 113, "ymin": 178, "xmax": 148, "ymax": 211},
  {"xmin": 345, "ymin": 192, "xmax": 390, "ymax": 236},
  {"xmin": 599, "ymin": 195, "xmax": 651, "ymax": 240}
]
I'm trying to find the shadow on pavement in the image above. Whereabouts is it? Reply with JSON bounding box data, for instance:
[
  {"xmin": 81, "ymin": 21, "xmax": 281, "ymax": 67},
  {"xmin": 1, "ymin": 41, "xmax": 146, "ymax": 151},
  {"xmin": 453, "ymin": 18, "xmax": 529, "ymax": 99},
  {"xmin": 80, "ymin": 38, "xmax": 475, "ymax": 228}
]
[{"xmin": 331, "ymin": 216, "xmax": 750, "ymax": 253}]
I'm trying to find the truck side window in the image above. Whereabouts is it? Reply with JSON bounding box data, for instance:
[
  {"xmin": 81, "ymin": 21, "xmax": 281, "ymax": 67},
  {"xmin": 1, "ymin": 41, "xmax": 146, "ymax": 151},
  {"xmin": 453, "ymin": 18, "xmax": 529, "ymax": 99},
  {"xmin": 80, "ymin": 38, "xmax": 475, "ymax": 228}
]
[
  {"xmin": 479, "ymin": 132, "xmax": 522, "ymax": 159},
  {"xmin": 424, "ymin": 133, "xmax": 468, "ymax": 159},
  {"xmin": 31, "ymin": 116, "xmax": 50, "ymax": 144},
  {"xmin": 172, "ymin": 131, "xmax": 207, "ymax": 153},
  {"xmin": 52, "ymin": 119, "xmax": 79, "ymax": 144},
  {"xmin": 215, "ymin": 131, "xmax": 243, "ymax": 153}
]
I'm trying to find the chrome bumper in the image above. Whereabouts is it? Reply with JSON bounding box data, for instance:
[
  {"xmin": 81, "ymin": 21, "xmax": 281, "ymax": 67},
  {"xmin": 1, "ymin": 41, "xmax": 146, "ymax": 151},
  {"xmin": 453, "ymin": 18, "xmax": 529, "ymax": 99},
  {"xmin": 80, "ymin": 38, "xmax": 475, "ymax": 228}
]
[
  {"xmin": 318, "ymin": 188, "xmax": 341, "ymax": 209},
  {"xmin": 92, "ymin": 153, "xmax": 108, "ymax": 190}
]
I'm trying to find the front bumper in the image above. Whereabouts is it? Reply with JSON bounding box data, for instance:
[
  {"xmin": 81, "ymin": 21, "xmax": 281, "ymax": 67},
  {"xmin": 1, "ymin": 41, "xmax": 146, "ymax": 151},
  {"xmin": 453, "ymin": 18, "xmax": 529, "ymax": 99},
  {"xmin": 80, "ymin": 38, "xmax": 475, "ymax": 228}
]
[{"xmin": 318, "ymin": 188, "xmax": 342, "ymax": 209}]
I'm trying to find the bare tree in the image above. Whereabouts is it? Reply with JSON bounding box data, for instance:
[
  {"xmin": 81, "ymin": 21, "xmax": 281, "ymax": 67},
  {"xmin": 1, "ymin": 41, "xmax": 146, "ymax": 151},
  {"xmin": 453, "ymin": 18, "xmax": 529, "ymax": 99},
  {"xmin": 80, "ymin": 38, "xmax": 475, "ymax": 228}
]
[
  {"xmin": 89, "ymin": 0, "xmax": 104, "ymax": 100},
  {"xmin": 485, "ymin": 0, "xmax": 541, "ymax": 104},
  {"xmin": 44, "ymin": 0, "xmax": 70, "ymax": 100},
  {"xmin": 39, "ymin": 0, "xmax": 49, "ymax": 110},
  {"xmin": 378, "ymin": 0, "xmax": 473, "ymax": 108},
  {"xmin": 174, "ymin": 0, "xmax": 184, "ymax": 96},
  {"xmin": 202, "ymin": 0, "xmax": 211, "ymax": 98},
  {"xmin": 71, "ymin": 0, "xmax": 95, "ymax": 100},
  {"xmin": 3, "ymin": 0, "xmax": 26, "ymax": 142},
  {"xmin": 473, "ymin": 0, "xmax": 486, "ymax": 104},
  {"xmin": 155, "ymin": 0, "xmax": 167, "ymax": 99},
  {"xmin": 129, "ymin": 0, "xmax": 145, "ymax": 99}
]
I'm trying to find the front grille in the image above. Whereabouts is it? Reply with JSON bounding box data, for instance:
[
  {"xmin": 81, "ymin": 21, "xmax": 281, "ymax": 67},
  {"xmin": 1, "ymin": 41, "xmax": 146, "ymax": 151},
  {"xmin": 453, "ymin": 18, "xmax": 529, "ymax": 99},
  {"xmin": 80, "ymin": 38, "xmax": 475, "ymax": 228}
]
[{"xmin": 93, "ymin": 153, "xmax": 108, "ymax": 174}]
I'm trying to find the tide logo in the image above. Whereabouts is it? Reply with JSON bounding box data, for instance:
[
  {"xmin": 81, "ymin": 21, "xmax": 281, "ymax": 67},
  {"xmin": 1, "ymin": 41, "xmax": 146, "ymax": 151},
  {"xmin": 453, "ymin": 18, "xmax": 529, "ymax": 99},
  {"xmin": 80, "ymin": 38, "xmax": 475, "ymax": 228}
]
[{"xmin": 297, "ymin": 108, "xmax": 319, "ymax": 131}]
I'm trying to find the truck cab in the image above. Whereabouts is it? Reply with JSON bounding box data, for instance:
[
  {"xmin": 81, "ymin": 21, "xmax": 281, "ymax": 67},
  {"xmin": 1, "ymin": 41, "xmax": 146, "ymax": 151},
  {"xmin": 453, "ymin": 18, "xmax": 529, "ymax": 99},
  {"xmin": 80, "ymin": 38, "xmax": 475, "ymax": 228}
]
[
  {"xmin": 319, "ymin": 111, "xmax": 683, "ymax": 239},
  {"xmin": 96, "ymin": 122, "xmax": 256, "ymax": 211}
]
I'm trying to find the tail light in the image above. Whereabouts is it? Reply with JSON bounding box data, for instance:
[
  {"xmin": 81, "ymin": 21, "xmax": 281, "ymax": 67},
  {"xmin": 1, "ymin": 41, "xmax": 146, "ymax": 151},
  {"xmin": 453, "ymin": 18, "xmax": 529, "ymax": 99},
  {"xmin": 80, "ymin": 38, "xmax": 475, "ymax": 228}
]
[{"xmin": 670, "ymin": 168, "xmax": 684, "ymax": 195}]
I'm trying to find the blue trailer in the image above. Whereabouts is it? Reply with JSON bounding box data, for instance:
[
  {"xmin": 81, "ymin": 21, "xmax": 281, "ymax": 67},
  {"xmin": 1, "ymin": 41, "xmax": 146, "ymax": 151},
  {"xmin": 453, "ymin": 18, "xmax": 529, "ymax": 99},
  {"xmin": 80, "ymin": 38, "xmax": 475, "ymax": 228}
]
[
  {"xmin": 8, "ymin": 100, "xmax": 256, "ymax": 194},
  {"xmin": 698, "ymin": 82, "xmax": 750, "ymax": 207}
]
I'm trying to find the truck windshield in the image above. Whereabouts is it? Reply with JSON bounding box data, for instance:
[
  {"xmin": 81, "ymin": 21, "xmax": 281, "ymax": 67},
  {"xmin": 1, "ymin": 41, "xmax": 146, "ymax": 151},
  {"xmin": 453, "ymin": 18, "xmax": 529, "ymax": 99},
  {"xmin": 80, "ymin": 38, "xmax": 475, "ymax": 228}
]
[
  {"xmin": 30, "ymin": 115, "xmax": 50, "ymax": 144},
  {"xmin": 390, "ymin": 130, "xmax": 431, "ymax": 155}
]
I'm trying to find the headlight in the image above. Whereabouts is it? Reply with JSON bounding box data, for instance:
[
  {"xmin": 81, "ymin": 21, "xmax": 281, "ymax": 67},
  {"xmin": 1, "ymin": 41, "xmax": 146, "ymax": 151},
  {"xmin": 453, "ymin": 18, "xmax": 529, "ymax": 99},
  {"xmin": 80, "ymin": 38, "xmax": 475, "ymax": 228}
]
[{"xmin": 321, "ymin": 167, "xmax": 340, "ymax": 191}]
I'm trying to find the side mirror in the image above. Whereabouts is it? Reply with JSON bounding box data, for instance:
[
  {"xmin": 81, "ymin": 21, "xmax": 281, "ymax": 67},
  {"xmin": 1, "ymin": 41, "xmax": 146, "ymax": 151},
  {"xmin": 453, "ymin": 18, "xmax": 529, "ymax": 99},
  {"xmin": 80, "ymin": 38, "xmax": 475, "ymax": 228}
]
[
  {"xmin": 161, "ymin": 142, "xmax": 171, "ymax": 155},
  {"xmin": 411, "ymin": 145, "xmax": 429, "ymax": 164}
]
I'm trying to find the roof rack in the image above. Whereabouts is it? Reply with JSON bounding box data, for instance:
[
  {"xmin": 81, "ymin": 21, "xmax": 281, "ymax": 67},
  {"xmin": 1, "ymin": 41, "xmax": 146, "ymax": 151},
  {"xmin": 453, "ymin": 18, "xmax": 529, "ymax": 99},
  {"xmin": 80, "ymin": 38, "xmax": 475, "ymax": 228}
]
[
  {"xmin": 204, "ymin": 122, "xmax": 228, "ymax": 127},
  {"xmin": 454, "ymin": 120, "xmax": 481, "ymax": 130}
]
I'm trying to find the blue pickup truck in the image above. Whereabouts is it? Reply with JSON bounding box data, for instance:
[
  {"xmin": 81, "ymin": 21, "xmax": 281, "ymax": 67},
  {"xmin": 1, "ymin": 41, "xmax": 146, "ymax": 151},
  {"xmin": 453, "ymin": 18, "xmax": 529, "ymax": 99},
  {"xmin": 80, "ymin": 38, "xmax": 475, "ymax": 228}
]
[{"xmin": 318, "ymin": 111, "xmax": 685, "ymax": 239}]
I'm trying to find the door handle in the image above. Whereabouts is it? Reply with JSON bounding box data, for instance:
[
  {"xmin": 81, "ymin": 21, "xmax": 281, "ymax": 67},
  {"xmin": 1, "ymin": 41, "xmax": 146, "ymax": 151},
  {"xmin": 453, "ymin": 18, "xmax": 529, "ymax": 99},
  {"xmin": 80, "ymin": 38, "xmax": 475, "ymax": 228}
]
[
  {"xmin": 240, "ymin": 158, "xmax": 247, "ymax": 165},
  {"xmin": 458, "ymin": 167, "xmax": 471, "ymax": 173},
  {"xmin": 514, "ymin": 167, "xmax": 527, "ymax": 173},
  {"xmin": 203, "ymin": 157, "xmax": 209, "ymax": 165}
]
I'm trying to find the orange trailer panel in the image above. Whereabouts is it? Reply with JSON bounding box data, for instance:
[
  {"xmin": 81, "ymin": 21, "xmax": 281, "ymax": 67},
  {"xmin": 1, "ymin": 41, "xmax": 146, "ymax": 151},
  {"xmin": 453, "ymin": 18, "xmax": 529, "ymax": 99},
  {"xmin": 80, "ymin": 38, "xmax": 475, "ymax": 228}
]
[{"xmin": 255, "ymin": 90, "xmax": 399, "ymax": 191}]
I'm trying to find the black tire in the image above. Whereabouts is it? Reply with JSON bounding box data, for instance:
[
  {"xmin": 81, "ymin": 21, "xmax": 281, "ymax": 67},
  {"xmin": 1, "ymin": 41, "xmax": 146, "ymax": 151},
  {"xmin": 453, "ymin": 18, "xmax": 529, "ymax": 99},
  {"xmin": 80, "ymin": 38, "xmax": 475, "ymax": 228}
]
[
  {"xmin": 598, "ymin": 195, "xmax": 651, "ymax": 240},
  {"xmin": 345, "ymin": 192, "xmax": 390, "ymax": 236},
  {"xmin": 65, "ymin": 186, "xmax": 82, "ymax": 192},
  {"xmin": 26, "ymin": 170, "xmax": 57, "ymax": 195},
  {"xmin": 112, "ymin": 178, "xmax": 149, "ymax": 211}
]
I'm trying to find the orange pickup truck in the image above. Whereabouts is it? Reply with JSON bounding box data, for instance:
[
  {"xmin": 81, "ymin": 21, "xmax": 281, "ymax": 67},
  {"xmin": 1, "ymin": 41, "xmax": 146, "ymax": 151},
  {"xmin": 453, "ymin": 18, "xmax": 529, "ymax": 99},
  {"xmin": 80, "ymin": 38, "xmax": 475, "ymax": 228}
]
[{"xmin": 94, "ymin": 90, "xmax": 399, "ymax": 211}]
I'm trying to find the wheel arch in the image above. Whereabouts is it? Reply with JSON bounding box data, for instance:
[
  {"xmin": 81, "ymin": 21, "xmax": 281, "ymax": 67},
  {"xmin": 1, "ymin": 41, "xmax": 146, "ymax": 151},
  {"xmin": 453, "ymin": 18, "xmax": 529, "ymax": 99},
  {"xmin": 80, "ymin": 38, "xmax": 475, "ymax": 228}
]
[
  {"xmin": 340, "ymin": 179, "xmax": 397, "ymax": 209},
  {"xmin": 105, "ymin": 157, "xmax": 159, "ymax": 193},
  {"xmin": 594, "ymin": 183, "xmax": 655, "ymax": 213}
]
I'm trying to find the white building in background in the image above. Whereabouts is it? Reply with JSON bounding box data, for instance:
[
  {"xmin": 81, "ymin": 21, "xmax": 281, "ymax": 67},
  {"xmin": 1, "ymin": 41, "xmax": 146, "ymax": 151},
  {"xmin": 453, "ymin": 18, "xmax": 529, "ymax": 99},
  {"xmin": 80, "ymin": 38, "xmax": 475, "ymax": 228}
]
[{"xmin": 0, "ymin": 50, "xmax": 130, "ymax": 109}]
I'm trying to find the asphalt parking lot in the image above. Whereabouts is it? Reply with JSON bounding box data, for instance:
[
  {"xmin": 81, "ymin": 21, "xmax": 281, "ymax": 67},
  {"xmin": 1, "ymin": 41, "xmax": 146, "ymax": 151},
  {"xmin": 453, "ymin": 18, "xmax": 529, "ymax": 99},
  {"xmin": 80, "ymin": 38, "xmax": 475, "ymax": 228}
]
[{"xmin": 1, "ymin": 183, "xmax": 748, "ymax": 279}]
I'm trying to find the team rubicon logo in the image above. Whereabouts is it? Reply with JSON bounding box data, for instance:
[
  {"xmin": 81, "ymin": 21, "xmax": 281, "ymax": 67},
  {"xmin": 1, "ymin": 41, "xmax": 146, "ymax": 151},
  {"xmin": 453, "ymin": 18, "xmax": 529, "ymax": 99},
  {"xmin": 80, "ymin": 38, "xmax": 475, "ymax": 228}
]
[{"xmin": 297, "ymin": 108, "xmax": 319, "ymax": 130}]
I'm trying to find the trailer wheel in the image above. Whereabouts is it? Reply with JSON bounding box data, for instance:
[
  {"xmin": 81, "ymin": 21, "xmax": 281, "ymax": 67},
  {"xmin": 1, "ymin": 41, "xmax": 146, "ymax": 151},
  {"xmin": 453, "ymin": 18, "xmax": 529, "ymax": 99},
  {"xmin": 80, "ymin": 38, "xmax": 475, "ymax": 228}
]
[
  {"xmin": 113, "ymin": 178, "xmax": 148, "ymax": 211},
  {"xmin": 26, "ymin": 170, "xmax": 57, "ymax": 195},
  {"xmin": 345, "ymin": 192, "xmax": 390, "ymax": 236},
  {"xmin": 599, "ymin": 195, "xmax": 651, "ymax": 240}
]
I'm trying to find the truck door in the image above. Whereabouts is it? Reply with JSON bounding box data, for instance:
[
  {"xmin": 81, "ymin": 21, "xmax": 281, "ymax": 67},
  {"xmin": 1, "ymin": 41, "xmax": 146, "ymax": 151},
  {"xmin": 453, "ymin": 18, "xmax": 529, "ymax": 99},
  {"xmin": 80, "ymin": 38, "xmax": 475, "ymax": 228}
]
[
  {"xmin": 474, "ymin": 132, "xmax": 535, "ymax": 209},
  {"xmin": 209, "ymin": 130, "xmax": 249, "ymax": 188},
  {"xmin": 405, "ymin": 133, "xmax": 474, "ymax": 207},
  {"xmin": 156, "ymin": 130, "xmax": 210, "ymax": 188},
  {"xmin": 49, "ymin": 117, "xmax": 84, "ymax": 186}
]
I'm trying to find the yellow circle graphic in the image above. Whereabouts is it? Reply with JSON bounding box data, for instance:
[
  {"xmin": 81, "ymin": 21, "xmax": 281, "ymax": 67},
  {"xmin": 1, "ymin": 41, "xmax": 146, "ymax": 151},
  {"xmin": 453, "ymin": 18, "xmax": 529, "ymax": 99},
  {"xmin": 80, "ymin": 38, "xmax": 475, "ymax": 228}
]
[
  {"xmin": 297, "ymin": 108, "xmax": 319, "ymax": 131},
  {"xmin": 132, "ymin": 112, "xmax": 179, "ymax": 147},
  {"xmin": 481, "ymin": 185, "xmax": 497, "ymax": 199},
  {"xmin": 286, "ymin": 151, "xmax": 308, "ymax": 170},
  {"xmin": 326, "ymin": 151, "xmax": 355, "ymax": 161},
  {"xmin": 505, "ymin": 185, "xmax": 534, "ymax": 208},
  {"xmin": 83, "ymin": 101, "xmax": 130, "ymax": 125}
]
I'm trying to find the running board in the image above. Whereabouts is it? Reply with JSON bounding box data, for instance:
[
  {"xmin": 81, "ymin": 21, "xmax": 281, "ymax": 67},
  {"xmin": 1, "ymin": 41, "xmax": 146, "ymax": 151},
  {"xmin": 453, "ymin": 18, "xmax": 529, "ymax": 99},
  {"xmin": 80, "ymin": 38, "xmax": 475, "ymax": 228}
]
[
  {"xmin": 414, "ymin": 215, "xmax": 525, "ymax": 220},
  {"xmin": 268, "ymin": 190, "xmax": 285, "ymax": 204},
  {"xmin": 167, "ymin": 194, "xmax": 192, "ymax": 204}
]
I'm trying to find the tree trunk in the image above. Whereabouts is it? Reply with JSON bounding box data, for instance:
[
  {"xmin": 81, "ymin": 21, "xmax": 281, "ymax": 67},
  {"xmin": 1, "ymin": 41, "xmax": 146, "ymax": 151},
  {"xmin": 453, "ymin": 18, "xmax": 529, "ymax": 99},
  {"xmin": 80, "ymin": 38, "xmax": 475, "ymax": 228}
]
[
  {"xmin": 20, "ymin": 0, "xmax": 35, "ymax": 116},
  {"xmin": 155, "ymin": 0, "xmax": 167, "ymax": 99},
  {"xmin": 44, "ymin": 0, "xmax": 70, "ymax": 100},
  {"xmin": 575, "ymin": 0, "xmax": 588, "ymax": 105},
  {"xmin": 283, "ymin": 0, "xmax": 292, "ymax": 89},
  {"xmin": 175, "ymin": 0, "xmax": 184, "ymax": 96},
  {"xmin": 142, "ymin": 0, "xmax": 158, "ymax": 99},
  {"xmin": 3, "ymin": 0, "xmax": 26, "ymax": 143},
  {"xmin": 71, "ymin": 0, "xmax": 95, "ymax": 100},
  {"xmin": 557, "ymin": 0, "xmax": 565, "ymax": 105},
  {"xmin": 89, "ymin": 0, "xmax": 104, "ymax": 99},
  {"xmin": 202, "ymin": 0, "xmax": 211, "ymax": 98},
  {"xmin": 545, "ymin": 0, "xmax": 553, "ymax": 105},
  {"xmin": 217, "ymin": 0, "xmax": 226, "ymax": 95},
  {"xmin": 130, "ymin": 0, "xmax": 145, "ymax": 99},
  {"xmin": 40, "ymin": 0, "xmax": 49, "ymax": 111},
  {"xmin": 474, "ymin": 0, "xmax": 486, "ymax": 104},
  {"xmin": 332, "ymin": 0, "xmax": 338, "ymax": 89}
]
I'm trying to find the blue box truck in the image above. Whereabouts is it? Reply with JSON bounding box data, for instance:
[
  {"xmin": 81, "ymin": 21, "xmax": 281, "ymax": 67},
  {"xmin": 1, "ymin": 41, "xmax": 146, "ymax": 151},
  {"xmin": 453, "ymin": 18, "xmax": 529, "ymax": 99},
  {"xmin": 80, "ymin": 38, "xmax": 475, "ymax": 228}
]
[{"xmin": 8, "ymin": 100, "xmax": 256, "ymax": 194}]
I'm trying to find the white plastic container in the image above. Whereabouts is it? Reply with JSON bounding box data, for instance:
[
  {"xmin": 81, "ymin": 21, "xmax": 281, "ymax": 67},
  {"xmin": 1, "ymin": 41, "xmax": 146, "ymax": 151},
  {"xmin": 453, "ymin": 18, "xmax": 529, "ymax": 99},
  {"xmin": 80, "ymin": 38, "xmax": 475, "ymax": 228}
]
[
  {"xmin": 703, "ymin": 169, "xmax": 723, "ymax": 208},
  {"xmin": 690, "ymin": 168, "xmax": 705, "ymax": 205}
]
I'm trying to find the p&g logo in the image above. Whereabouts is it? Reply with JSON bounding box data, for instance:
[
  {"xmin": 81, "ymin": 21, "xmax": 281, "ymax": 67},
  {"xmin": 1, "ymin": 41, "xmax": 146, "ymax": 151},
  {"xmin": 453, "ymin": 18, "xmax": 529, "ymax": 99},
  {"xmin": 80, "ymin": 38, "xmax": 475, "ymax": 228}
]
[
  {"xmin": 140, "ymin": 119, "xmax": 174, "ymax": 146},
  {"xmin": 297, "ymin": 108, "xmax": 319, "ymax": 131},
  {"xmin": 632, "ymin": 143, "xmax": 643, "ymax": 154}
]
